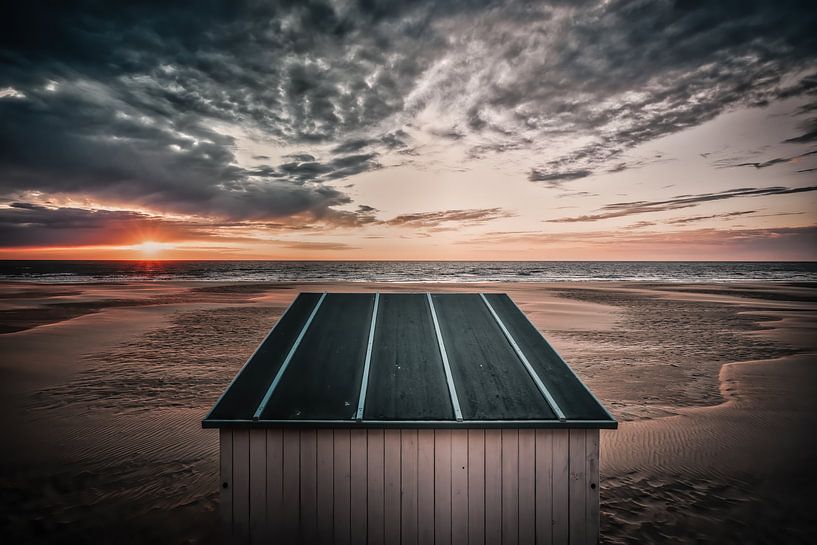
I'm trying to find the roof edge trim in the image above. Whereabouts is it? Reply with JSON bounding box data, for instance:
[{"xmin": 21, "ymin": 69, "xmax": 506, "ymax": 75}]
[
  {"xmin": 253, "ymin": 292, "xmax": 327, "ymax": 420},
  {"xmin": 203, "ymin": 418, "xmax": 618, "ymax": 429},
  {"xmin": 480, "ymin": 293, "xmax": 567, "ymax": 422}
]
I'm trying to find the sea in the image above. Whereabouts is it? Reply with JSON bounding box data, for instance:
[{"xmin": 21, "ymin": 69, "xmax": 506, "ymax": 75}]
[{"xmin": 1, "ymin": 260, "xmax": 815, "ymax": 283}]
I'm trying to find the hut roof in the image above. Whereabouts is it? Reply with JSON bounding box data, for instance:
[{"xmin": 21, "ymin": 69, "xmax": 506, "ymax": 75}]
[{"xmin": 203, "ymin": 292, "xmax": 617, "ymax": 429}]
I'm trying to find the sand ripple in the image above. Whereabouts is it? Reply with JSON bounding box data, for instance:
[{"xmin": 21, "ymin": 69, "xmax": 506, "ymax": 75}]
[
  {"xmin": 31, "ymin": 305, "xmax": 285, "ymax": 412},
  {"xmin": 4, "ymin": 303, "xmax": 287, "ymax": 544},
  {"xmin": 551, "ymin": 287, "xmax": 796, "ymax": 421}
]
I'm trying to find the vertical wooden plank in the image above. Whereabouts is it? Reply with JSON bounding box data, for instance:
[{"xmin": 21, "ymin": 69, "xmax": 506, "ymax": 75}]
[
  {"xmin": 467, "ymin": 429, "xmax": 485, "ymax": 545},
  {"xmin": 300, "ymin": 429, "xmax": 319, "ymax": 544},
  {"xmin": 350, "ymin": 429, "xmax": 368, "ymax": 545},
  {"xmin": 401, "ymin": 430, "xmax": 419, "ymax": 545},
  {"xmin": 317, "ymin": 429, "xmax": 335, "ymax": 545},
  {"xmin": 518, "ymin": 430, "xmax": 535, "ymax": 545},
  {"xmin": 434, "ymin": 429, "xmax": 452, "ymax": 545},
  {"xmin": 384, "ymin": 429, "xmax": 402, "ymax": 544},
  {"xmin": 233, "ymin": 429, "xmax": 251, "ymax": 543},
  {"xmin": 551, "ymin": 430, "xmax": 569, "ymax": 545},
  {"xmin": 334, "ymin": 429, "xmax": 352, "ymax": 545},
  {"xmin": 568, "ymin": 429, "xmax": 587, "ymax": 545},
  {"xmin": 534, "ymin": 430, "xmax": 554, "ymax": 545},
  {"xmin": 282, "ymin": 429, "xmax": 301, "ymax": 544},
  {"xmin": 451, "ymin": 430, "xmax": 469, "ymax": 545},
  {"xmin": 501, "ymin": 429, "xmax": 519, "ymax": 545},
  {"xmin": 266, "ymin": 429, "xmax": 284, "ymax": 543},
  {"xmin": 220, "ymin": 429, "xmax": 234, "ymax": 541},
  {"xmin": 417, "ymin": 429, "xmax": 436, "ymax": 545},
  {"xmin": 249, "ymin": 430, "xmax": 267, "ymax": 545},
  {"xmin": 585, "ymin": 430, "xmax": 600, "ymax": 545},
  {"xmin": 367, "ymin": 429, "xmax": 385, "ymax": 545},
  {"xmin": 484, "ymin": 429, "xmax": 502, "ymax": 545}
]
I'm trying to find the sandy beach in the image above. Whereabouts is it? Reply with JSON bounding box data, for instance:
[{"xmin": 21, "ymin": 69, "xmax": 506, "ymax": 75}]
[{"xmin": 1, "ymin": 280, "xmax": 815, "ymax": 544}]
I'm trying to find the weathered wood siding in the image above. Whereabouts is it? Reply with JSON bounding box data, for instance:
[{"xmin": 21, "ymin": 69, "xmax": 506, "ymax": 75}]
[{"xmin": 219, "ymin": 428, "xmax": 600, "ymax": 545}]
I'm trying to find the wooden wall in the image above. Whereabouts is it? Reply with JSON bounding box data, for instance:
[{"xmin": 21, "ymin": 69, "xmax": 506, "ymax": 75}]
[{"xmin": 219, "ymin": 428, "xmax": 600, "ymax": 545}]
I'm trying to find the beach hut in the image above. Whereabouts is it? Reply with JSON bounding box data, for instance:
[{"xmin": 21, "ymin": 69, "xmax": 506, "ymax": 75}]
[{"xmin": 203, "ymin": 292, "xmax": 617, "ymax": 545}]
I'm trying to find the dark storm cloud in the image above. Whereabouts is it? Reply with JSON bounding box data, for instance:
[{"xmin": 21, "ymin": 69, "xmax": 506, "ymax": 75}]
[
  {"xmin": 715, "ymin": 150, "xmax": 817, "ymax": 170},
  {"xmin": 1, "ymin": 1, "xmax": 444, "ymax": 141},
  {"xmin": 282, "ymin": 153, "xmax": 318, "ymax": 163},
  {"xmin": 528, "ymin": 169, "xmax": 593, "ymax": 185},
  {"xmin": 467, "ymin": 140, "xmax": 529, "ymax": 159},
  {"xmin": 265, "ymin": 152, "xmax": 380, "ymax": 183},
  {"xmin": 546, "ymin": 186, "xmax": 817, "ymax": 222},
  {"xmin": 665, "ymin": 210, "xmax": 757, "ymax": 225},
  {"xmin": 785, "ymin": 129, "xmax": 817, "ymax": 144},
  {"xmin": 497, "ymin": 1, "xmax": 817, "ymax": 177},
  {"xmin": 0, "ymin": 0, "xmax": 424, "ymax": 223},
  {"xmin": 0, "ymin": 203, "xmax": 210, "ymax": 247},
  {"xmin": 605, "ymin": 155, "xmax": 674, "ymax": 174},
  {"xmin": 0, "ymin": 82, "xmax": 382, "ymax": 222},
  {"xmin": 383, "ymin": 208, "xmax": 514, "ymax": 228},
  {"xmin": 325, "ymin": 153, "xmax": 382, "ymax": 179},
  {"xmin": 282, "ymin": 241, "xmax": 359, "ymax": 251},
  {"xmin": 1, "ymin": 0, "xmax": 817, "ymax": 228},
  {"xmin": 380, "ymin": 130, "xmax": 411, "ymax": 150},
  {"xmin": 557, "ymin": 190, "xmax": 598, "ymax": 199},
  {"xmin": 332, "ymin": 139, "xmax": 373, "ymax": 154},
  {"xmin": 0, "ymin": 201, "xmax": 380, "ymax": 248},
  {"xmin": 430, "ymin": 127, "xmax": 467, "ymax": 141},
  {"xmin": 627, "ymin": 220, "xmax": 658, "ymax": 229},
  {"xmin": 784, "ymin": 117, "xmax": 817, "ymax": 143}
]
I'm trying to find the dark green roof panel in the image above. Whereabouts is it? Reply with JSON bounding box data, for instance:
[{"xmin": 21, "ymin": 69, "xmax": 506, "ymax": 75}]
[{"xmin": 203, "ymin": 292, "xmax": 616, "ymax": 429}]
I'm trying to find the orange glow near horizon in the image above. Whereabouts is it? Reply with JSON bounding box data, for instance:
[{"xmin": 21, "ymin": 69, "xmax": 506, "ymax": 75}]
[{"xmin": 1, "ymin": 226, "xmax": 816, "ymax": 262}]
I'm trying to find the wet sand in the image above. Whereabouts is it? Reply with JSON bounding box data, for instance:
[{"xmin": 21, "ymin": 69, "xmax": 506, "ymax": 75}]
[{"xmin": 0, "ymin": 281, "xmax": 815, "ymax": 544}]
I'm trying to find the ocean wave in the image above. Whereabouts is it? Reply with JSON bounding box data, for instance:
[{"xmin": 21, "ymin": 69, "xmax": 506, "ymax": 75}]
[{"xmin": 2, "ymin": 260, "xmax": 816, "ymax": 283}]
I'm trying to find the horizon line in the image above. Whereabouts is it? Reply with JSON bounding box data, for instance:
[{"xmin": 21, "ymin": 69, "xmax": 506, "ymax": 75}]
[{"xmin": 0, "ymin": 259, "xmax": 815, "ymax": 264}]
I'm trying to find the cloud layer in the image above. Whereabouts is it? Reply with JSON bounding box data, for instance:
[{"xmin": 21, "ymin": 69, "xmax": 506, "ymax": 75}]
[
  {"xmin": 546, "ymin": 186, "xmax": 817, "ymax": 223},
  {"xmin": 1, "ymin": 1, "xmax": 816, "ymax": 251},
  {"xmin": 0, "ymin": 200, "xmax": 513, "ymax": 249}
]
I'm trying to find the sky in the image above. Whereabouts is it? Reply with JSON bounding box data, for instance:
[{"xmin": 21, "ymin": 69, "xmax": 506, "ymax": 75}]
[{"xmin": 1, "ymin": 0, "xmax": 816, "ymax": 260}]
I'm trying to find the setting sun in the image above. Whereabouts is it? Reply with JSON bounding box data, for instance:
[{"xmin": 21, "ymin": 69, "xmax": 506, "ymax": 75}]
[{"xmin": 130, "ymin": 240, "xmax": 173, "ymax": 256}]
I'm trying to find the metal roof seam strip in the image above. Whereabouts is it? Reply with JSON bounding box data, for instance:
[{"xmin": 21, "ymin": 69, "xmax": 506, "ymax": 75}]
[
  {"xmin": 479, "ymin": 293, "xmax": 567, "ymax": 422},
  {"xmin": 426, "ymin": 293, "xmax": 464, "ymax": 421},
  {"xmin": 252, "ymin": 292, "xmax": 327, "ymax": 420},
  {"xmin": 203, "ymin": 419, "xmax": 617, "ymax": 429},
  {"xmin": 203, "ymin": 294, "xmax": 301, "ymax": 421},
  {"xmin": 354, "ymin": 292, "xmax": 380, "ymax": 421}
]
